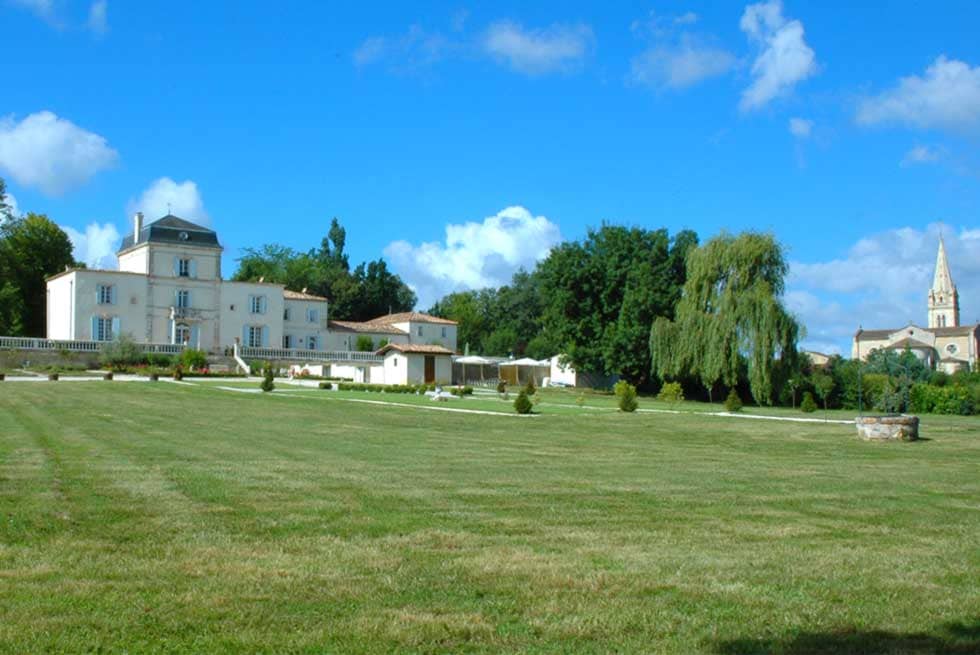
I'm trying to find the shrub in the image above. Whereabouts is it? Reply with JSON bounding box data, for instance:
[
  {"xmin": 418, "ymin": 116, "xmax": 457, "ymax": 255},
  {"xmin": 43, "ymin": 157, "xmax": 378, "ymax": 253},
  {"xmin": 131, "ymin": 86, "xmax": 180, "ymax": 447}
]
[
  {"xmin": 657, "ymin": 381, "xmax": 684, "ymax": 406},
  {"xmin": 614, "ymin": 380, "xmax": 638, "ymax": 413},
  {"xmin": 524, "ymin": 378, "xmax": 536, "ymax": 396},
  {"xmin": 910, "ymin": 383, "xmax": 975, "ymax": 415},
  {"xmin": 148, "ymin": 373, "xmax": 159, "ymax": 381},
  {"xmin": 103, "ymin": 372, "xmax": 113, "ymax": 381},
  {"xmin": 173, "ymin": 366, "xmax": 183, "ymax": 381},
  {"xmin": 449, "ymin": 386, "xmax": 474, "ymax": 396},
  {"xmin": 261, "ymin": 367, "xmax": 275, "ymax": 392},
  {"xmin": 48, "ymin": 373, "xmax": 59, "ymax": 381},
  {"xmin": 496, "ymin": 380, "xmax": 507, "ymax": 395},
  {"xmin": 514, "ymin": 389, "xmax": 533, "ymax": 414},
  {"xmin": 801, "ymin": 391, "xmax": 817, "ymax": 413},
  {"xmin": 180, "ymin": 349, "xmax": 208, "ymax": 371},
  {"xmin": 99, "ymin": 335, "xmax": 147, "ymax": 369},
  {"xmin": 355, "ymin": 335, "xmax": 375, "ymax": 352},
  {"xmin": 724, "ymin": 389, "xmax": 742, "ymax": 413},
  {"xmin": 575, "ymin": 394, "xmax": 586, "ymax": 407},
  {"xmin": 147, "ymin": 353, "xmax": 175, "ymax": 368},
  {"xmin": 0, "ymin": 373, "xmax": 5, "ymax": 382}
]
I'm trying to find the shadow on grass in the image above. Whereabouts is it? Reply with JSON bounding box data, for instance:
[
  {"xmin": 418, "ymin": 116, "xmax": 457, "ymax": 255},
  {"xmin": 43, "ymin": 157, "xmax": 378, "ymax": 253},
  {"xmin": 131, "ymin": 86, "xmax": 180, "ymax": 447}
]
[{"xmin": 714, "ymin": 618, "xmax": 979, "ymax": 655}]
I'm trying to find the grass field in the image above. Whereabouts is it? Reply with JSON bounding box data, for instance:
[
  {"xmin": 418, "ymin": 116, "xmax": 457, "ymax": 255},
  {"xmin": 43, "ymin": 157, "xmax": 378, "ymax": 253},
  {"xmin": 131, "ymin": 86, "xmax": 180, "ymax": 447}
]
[{"xmin": 1, "ymin": 381, "xmax": 978, "ymax": 653}]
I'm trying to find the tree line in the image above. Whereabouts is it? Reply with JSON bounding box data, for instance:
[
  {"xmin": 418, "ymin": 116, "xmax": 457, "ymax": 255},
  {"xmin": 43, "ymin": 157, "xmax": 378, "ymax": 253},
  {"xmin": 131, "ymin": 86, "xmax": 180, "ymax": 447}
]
[{"xmin": 0, "ymin": 178, "xmax": 80, "ymax": 336}]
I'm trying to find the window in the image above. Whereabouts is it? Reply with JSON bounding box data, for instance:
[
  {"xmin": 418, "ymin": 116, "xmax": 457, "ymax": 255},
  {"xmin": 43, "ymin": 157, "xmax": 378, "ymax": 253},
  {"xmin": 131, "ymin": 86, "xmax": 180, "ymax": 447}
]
[
  {"xmin": 177, "ymin": 258, "xmax": 191, "ymax": 277},
  {"xmin": 249, "ymin": 295, "xmax": 266, "ymax": 314},
  {"xmin": 307, "ymin": 308, "xmax": 319, "ymax": 323},
  {"xmin": 176, "ymin": 290, "xmax": 190, "ymax": 308},
  {"xmin": 283, "ymin": 335, "xmax": 293, "ymax": 349},
  {"xmin": 97, "ymin": 284, "xmax": 114, "ymax": 305},
  {"xmin": 175, "ymin": 324, "xmax": 190, "ymax": 345},
  {"xmin": 284, "ymin": 308, "xmax": 291, "ymax": 321},
  {"xmin": 307, "ymin": 335, "xmax": 318, "ymax": 350},
  {"xmin": 946, "ymin": 343, "xmax": 958, "ymax": 355},
  {"xmin": 95, "ymin": 317, "xmax": 114, "ymax": 342},
  {"xmin": 247, "ymin": 326, "xmax": 264, "ymax": 348},
  {"xmin": 393, "ymin": 357, "xmax": 398, "ymax": 367},
  {"xmin": 417, "ymin": 326, "xmax": 423, "ymax": 337},
  {"xmin": 441, "ymin": 326, "xmax": 447, "ymax": 338}
]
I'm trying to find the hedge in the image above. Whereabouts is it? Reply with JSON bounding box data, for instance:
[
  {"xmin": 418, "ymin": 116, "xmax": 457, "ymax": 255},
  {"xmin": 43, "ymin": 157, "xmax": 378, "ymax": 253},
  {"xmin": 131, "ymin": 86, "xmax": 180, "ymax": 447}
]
[{"xmin": 323, "ymin": 383, "xmax": 474, "ymax": 395}]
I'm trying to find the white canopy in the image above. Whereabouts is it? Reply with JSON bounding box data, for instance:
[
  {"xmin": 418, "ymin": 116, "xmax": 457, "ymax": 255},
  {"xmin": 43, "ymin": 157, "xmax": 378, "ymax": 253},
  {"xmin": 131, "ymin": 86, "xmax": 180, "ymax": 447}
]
[
  {"xmin": 455, "ymin": 355, "xmax": 494, "ymax": 365},
  {"xmin": 500, "ymin": 357, "xmax": 550, "ymax": 367}
]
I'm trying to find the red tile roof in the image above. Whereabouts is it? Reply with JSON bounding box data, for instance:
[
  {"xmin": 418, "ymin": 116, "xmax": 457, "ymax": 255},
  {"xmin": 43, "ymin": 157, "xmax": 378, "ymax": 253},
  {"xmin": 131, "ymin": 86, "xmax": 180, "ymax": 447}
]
[
  {"xmin": 328, "ymin": 320, "xmax": 406, "ymax": 335},
  {"xmin": 367, "ymin": 312, "xmax": 457, "ymax": 326},
  {"xmin": 284, "ymin": 289, "xmax": 329, "ymax": 301},
  {"xmin": 377, "ymin": 343, "xmax": 454, "ymax": 355}
]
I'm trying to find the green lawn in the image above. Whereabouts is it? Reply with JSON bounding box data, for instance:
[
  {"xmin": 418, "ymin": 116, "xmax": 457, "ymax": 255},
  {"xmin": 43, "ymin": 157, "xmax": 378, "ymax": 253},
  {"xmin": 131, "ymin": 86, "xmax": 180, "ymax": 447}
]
[{"xmin": 1, "ymin": 382, "xmax": 978, "ymax": 654}]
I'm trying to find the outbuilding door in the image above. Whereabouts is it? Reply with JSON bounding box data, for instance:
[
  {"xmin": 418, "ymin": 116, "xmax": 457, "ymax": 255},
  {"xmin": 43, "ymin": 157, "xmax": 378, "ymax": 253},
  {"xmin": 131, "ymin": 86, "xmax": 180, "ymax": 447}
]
[{"xmin": 424, "ymin": 356, "xmax": 435, "ymax": 383}]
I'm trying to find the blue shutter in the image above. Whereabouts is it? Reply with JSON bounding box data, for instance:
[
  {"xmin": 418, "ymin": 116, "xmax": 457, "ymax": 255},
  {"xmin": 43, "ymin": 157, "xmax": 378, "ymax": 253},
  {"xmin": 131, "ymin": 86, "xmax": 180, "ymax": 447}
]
[
  {"xmin": 91, "ymin": 316, "xmax": 98, "ymax": 341},
  {"xmin": 173, "ymin": 256, "xmax": 179, "ymax": 277},
  {"xmin": 242, "ymin": 325, "xmax": 249, "ymax": 346},
  {"xmin": 261, "ymin": 326, "xmax": 269, "ymax": 347},
  {"xmin": 190, "ymin": 260, "xmax": 198, "ymax": 278},
  {"xmin": 247, "ymin": 295, "xmax": 254, "ymax": 314},
  {"xmin": 190, "ymin": 325, "xmax": 200, "ymax": 349},
  {"xmin": 110, "ymin": 285, "xmax": 117, "ymax": 305},
  {"xmin": 261, "ymin": 296, "xmax": 267, "ymax": 315},
  {"xmin": 186, "ymin": 290, "xmax": 192, "ymax": 308},
  {"xmin": 111, "ymin": 317, "xmax": 121, "ymax": 340}
]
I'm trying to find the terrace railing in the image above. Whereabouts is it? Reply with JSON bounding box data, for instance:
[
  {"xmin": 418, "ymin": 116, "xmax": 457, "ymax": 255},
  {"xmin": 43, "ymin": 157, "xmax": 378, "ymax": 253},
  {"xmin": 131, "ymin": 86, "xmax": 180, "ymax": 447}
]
[
  {"xmin": 239, "ymin": 346, "xmax": 383, "ymax": 363},
  {"xmin": 0, "ymin": 336, "xmax": 185, "ymax": 355}
]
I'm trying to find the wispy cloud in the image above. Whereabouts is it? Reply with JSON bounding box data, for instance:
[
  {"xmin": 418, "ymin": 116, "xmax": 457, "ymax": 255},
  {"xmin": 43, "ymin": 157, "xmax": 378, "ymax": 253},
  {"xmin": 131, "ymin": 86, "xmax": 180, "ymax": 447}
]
[
  {"xmin": 87, "ymin": 0, "xmax": 107, "ymax": 36},
  {"xmin": 856, "ymin": 56, "xmax": 980, "ymax": 133},
  {"xmin": 788, "ymin": 117, "xmax": 812, "ymax": 138},
  {"xmin": 483, "ymin": 21, "xmax": 593, "ymax": 75},
  {"xmin": 900, "ymin": 145, "xmax": 942, "ymax": 167},
  {"xmin": 739, "ymin": 0, "xmax": 817, "ymax": 111},
  {"xmin": 628, "ymin": 10, "xmax": 736, "ymax": 90}
]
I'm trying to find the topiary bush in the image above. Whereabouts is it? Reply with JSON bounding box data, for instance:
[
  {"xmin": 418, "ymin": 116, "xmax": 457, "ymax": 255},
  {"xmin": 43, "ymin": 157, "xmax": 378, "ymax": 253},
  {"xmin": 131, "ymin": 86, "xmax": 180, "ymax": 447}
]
[
  {"xmin": 514, "ymin": 389, "xmax": 533, "ymax": 414},
  {"xmin": 724, "ymin": 389, "xmax": 742, "ymax": 412},
  {"xmin": 261, "ymin": 367, "xmax": 275, "ymax": 392},
  {"xmin": 614, "ymin": 380, "xmax": 638, "ymax": 413},
  {"xmin": 657, "ymin": 381, "xmax": 684, "ymax": 406},
  {"xmin": 801, "ymin": 391, "xmax": 817, "ymax": 413}
]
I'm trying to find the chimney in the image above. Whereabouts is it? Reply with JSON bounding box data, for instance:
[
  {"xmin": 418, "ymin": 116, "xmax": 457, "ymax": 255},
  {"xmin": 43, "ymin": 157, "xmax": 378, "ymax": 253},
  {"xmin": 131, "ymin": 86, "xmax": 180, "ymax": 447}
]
[{"xmin": 133, "ymin": 212, "xmax": 144, "ymax": 243}]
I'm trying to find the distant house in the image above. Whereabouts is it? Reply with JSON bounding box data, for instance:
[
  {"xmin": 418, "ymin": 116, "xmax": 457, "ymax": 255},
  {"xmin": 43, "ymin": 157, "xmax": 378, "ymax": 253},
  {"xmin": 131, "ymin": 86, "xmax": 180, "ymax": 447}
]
[
  {"xmin": 852, "ymin": 238, "xmax": 978, "ymax": 374},
  {"xmin": 45, "ymin": 213, "xmax": 457, "ymax": 358}
]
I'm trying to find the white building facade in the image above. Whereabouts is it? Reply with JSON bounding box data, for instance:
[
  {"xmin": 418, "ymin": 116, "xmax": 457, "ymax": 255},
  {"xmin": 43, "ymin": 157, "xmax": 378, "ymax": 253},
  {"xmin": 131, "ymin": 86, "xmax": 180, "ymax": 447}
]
[{"xmin": 45, "ymin": 214, "xmax": 457, "ymax": 359}]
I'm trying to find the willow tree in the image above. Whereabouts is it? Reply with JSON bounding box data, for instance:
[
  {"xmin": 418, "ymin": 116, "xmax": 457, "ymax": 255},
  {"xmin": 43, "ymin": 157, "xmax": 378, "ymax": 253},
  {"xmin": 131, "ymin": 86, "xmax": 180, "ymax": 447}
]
[{"xmin": 650, "ymin": 232, "xmax": 801, "ymax": 405}]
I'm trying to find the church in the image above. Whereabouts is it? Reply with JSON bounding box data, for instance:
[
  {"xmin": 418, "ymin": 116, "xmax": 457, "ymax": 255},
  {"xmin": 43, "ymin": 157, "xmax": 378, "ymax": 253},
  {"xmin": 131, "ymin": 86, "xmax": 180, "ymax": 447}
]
[{"xmin": 852, "ymin": 238, "xmax": 978, "ymax": 374}]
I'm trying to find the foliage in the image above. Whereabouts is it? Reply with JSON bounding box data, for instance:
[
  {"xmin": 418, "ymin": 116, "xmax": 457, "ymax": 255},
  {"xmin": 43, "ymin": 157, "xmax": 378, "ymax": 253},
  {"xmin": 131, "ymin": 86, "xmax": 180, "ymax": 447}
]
[
  {"xmin": 99, "ymin": 335, "xmax": 147, "ymax": 369},
  {"xmin": 260, "ymin": 367, "xmax": 275, "ymax": 392},
  {"xmin": 909, "ymin": 384, "xmax": 975, "ymax": 415},
  {"xmin": 355, "ymin": 335, "xmax": 375, "ymax": 352},
  {"xmin": 724, "ymin": 389, "xmax": 743, "ymax": 413},
  {"xmin": 524, "ymin": 377, "xmax": 536, "ymax": 396},
  {"xmin": 147, "ymin": 353, "xmax": 175, "ymax": 368},
  {"xmin": 0, "ymin": 177, "xmax": 12, "ymax": 222},
  {"xmin": 800, "ymin": 391, "xmax": 817, "ymax": 413},
  {"xmin": 812, "ymin": 371, "xmax": 836, "ymax": 411},
  {"xmin": 513, "ymin": 389, "xmax": 533, "ymax": 414},
  {"xmin": 651, "ymin": 232, "xmax": 801, "ymax": 406},
  {"xmin": 864, "ymin": 347, "xmax": 931, "ymax": 382},
  {"xmin": 614, "ymin": 380, "xmax": 638, "ymax": 412},
  {"xmin": 173, "ymin": 366, "xmax": 183, "ymax": 381},
  {"xmin": 0, "ymin": 212, "xmax": 78, "ymax": 336},
  {"xmin": 496, "ymin": 380, "xmax": 507, "ymax": 395},
  {"xmin": 657, "ymin": 381, "xmax": 684, "ymax": 406},
  {"xmin": 233, "ymin": 217, "xmax": 416, "ymax": 321},
  {"xmin": 180, "ymin": 349, "xmax": 208, "ymax": 370}
]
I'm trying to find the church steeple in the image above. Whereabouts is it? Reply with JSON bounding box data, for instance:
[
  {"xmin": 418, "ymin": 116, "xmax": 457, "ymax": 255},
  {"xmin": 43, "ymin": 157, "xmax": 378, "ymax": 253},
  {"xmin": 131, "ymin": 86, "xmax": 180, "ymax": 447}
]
[{"xmin": 928, "ymin": 236, "xmax": 959, "ymax": 328}]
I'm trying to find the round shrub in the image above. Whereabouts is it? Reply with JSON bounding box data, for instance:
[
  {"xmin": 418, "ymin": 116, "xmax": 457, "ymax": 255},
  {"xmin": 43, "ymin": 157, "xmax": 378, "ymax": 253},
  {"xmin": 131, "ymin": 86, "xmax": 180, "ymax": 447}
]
[
  {"xmin": 724, "ymin": 389, "xmax": 742, "ymax": 413},
  {"xmin": 148, "ymin": 373, "xmax": 159, "ymax": 381},
  {"xmin": 514, "ymin": 389, "xmax": 533, "ymax": 414},
  {"xmin": 260, "ymin": 368, "xmax": 275, "ymax": 392},
  {"xmin": 801, "ymin": 391, "xmax": 818, "ymax": 413},
  {"xmin": 614, "ymin": 380, "xmax": 638, "ymax": 413},
  {"xmin": 496, "ymin": 380, "xmax": 507, "ymax": 395},
  {"xmin": 103, "ymin": 372, "xmax": 113, "ymax": 381},
  {"xmin": 48, "ymin": 373, "xmax": 59, "ymax": 381},
  {"xmin": 657, "ymin": 381, "xmax": 684, "ymax": 406},
  {"xmin": 173, "ymin": 366, "xmax": 184, "ymax": 381}
]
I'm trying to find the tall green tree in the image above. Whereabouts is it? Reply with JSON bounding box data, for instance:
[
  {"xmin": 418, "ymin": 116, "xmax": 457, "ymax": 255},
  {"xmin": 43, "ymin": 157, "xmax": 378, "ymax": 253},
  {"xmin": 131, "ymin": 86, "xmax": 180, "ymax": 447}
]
[
  {"xmin": 0, "ymin": 178, "xmax": 12, "ymax": 222},
  {"xmin": 0, "ymin": 213, "xmax": 77, "ymax": 336},
  {"xmin": 650, "ymin": 232, "xmax": 801, "ymax": 405}
]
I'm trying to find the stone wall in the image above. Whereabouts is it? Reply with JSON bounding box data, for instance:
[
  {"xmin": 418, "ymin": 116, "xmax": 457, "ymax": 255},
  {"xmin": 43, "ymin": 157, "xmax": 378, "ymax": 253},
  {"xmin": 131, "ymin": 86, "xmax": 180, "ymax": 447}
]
[{"xmin": 856, "ymin": 415, "xmax": 920, "ymax": 441}]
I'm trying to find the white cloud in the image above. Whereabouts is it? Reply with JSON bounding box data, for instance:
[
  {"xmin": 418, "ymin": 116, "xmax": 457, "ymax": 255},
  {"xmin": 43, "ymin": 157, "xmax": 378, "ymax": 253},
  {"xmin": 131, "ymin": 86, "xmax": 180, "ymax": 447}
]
[
  {"xmin": 630, "ymin": 34, "xmax": 736, "ymax": 89},
  {"xmin": 384, "ymin": 206, "xmax": 562, "ymax": 309},
  {"xmin": 788, "ymin": 224, "xmax": 980, "ymax": 354},
  {"xmin": 674, "ymin": 12, "xmax": 699, "ymax": 26},
  {"xmin": 856, "ymin": 56, "xmax": 980, "ymax": 133},
  {"xmin": 352, "ymin": 26, "xmax": 450, "ymax": 73},
  {"xmin": 0, "ymin": 111, "xmax": 119, "ymax": 195},
  {"xmin": 788, "ymin": 117, "xmax": 812, "ymax": 138},
  {"xmin": 87, "ymin": 0, "xmax": 108, "ymax": 35},
  {"xmin": 10, "ymin": 0, "xmax": 58, "ymax": 23},
  {"xmin": 901, "ymin": 145, "xmax": 942, "ymax": 167},
  {"xmin": 62, "ymin": 222, "xmax": 120, "ymax": 270},
  {"xmin": 128, "ymin": 178, "xmax": 210, "ymax": 226},
  {"xmin": 483, "ymin": 21, "xmax": 593, "ymax": 75},
  {"xmin": 739, "ymin": 0, "xmax": 817, "ymax": 111}
]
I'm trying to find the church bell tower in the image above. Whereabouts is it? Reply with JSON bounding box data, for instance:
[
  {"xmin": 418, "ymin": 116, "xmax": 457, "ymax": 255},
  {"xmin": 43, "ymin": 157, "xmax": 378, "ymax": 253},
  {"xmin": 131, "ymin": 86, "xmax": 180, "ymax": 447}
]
[{"xmin": 928, "ymin": 237, "xmax": 959, "ymax": 328}]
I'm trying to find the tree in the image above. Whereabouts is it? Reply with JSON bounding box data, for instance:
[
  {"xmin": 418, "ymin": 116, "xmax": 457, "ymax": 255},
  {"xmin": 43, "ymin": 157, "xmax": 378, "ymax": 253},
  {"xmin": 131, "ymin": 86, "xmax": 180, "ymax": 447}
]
[
  {"xmin": 355, "ymin": 335, "xmax": 374, "ymax": 352},
  {"xmin": 0, "ymin": 178, "xmax": 12, "ymax": 223},
  {"xmin": 0, "ymin": 213, "xmax": 77, "ymax": 336},
  {"xmin": 812, "ymin": 371, "xmax": 836, "ymax": 411},
  {"xmin": 513, "ymin": 389, "xmax": 533, "ymax": 414},
  {"xmin": 614, "ymin": 380, "xmax": 638, "ymax": 412},
  {"xmin": 650, "ymin": 232, "xmax": 802, "ymax": 405}
]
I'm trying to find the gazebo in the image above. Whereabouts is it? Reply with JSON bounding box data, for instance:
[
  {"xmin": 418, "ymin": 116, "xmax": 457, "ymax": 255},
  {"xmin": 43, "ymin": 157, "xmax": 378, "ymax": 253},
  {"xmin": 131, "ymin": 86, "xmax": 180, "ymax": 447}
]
[
  {"xmin": 454, "ymin": 355, "xmax": 495, "ymax": 385},
  {"xmin": 498, "ymin": 357, "xmax": 550, "ymax": 387}
]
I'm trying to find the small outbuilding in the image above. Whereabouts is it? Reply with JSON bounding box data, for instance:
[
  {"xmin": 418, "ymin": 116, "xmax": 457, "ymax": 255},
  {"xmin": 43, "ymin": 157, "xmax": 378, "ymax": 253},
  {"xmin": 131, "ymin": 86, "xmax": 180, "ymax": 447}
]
[{"xmin": 377, "ymin": 343, "xmax": 454, "ymax": 385}]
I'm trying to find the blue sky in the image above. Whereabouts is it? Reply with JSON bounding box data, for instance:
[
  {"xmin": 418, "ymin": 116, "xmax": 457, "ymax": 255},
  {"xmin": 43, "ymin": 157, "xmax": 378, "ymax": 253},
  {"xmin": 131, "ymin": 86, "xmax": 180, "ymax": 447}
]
[{"xmin": 3, "ymin": 0, "xmax": 980, "ymax": 354}]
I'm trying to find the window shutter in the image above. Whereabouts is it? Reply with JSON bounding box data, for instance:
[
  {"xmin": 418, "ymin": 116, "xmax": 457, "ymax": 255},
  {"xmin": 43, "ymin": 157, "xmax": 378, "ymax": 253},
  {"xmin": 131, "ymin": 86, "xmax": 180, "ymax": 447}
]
[
  {"xmin": 190, "ymin": 260, "xmax": 198, "ymax": 278},
  {"xmin": 95, "ymin": 288, "xmax": 101, "ymax": 305},
  {"xmin": 186, "ymin": 291, "xmax": 192, "ymax": 308},
  {"xmin": 261, "ymin": 296, "xmax": 267, "ymax": 315},
  {"xmin": 261, "ymin": 326, "xmax": 270, "ymax": 347},
  {"xmin": 110, "ymin": 286, "xmax": 117, "ymax": 305},
  {"xmin": 190, "ymin": 325, "xmax": 200, "ymax": 349},
  {"xmin": 242, "ymin": 325, "xmax": 249, "ymax": 346},
  {"xmin": 91, "ymin": 316, "xmax": 98, "ymax": 340},
  {"xmin": 111, "ymin": 317, "xmax": 121, "ymax": 339},
  {"xmin": 173, "ymin": 256, "xmax": 179, "ymax": 277}
]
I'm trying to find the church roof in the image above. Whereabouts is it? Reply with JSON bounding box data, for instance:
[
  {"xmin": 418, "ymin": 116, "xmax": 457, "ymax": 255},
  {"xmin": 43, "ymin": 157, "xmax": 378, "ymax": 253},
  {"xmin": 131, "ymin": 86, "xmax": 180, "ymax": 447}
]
[
  {"xmin": 118, "ymin": 214, "xmax": 221, "ymax": 253},
  {"xmin": 932, "ymin": 236, "xmax": 956, "ymax": 294}
]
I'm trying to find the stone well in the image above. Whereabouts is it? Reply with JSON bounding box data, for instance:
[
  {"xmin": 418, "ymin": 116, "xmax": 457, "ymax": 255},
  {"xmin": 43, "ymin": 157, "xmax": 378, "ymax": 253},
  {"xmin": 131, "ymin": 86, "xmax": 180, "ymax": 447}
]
[{"xmin": 855, "ymin": 415, "xmax": 920, "ymax": 441}]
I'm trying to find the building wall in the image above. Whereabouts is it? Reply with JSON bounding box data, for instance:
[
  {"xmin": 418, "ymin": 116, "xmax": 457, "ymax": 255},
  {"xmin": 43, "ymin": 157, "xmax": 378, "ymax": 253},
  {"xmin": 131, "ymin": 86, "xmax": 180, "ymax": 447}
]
[
  {"xmin": 393, "ymin": 321, "xmax": 457, "ymax": 351},
  {"xmin": 548, "ymin": 355, "xmax": 577, "ymax": 386},
  {"xmin": 57, "ymin": 271, "xmax": 150, "ymax": 341},
  {"xmin": 118, "ymin": 243, "xmax": 222, "ymax": 281},
  {"xmin": 218, "ymin": 282, "xmax": 285, "ymax": 350},
  {"xmin": 46, "ymin": 273, "xmax": 76, "ymax": 340},
  {"xmin": 325, "ymin": 330, "xmax": 409, "ymax": 352},
  {"xmin": 283, "ymin": 299, "xmax": 329, "ymax": 349}
]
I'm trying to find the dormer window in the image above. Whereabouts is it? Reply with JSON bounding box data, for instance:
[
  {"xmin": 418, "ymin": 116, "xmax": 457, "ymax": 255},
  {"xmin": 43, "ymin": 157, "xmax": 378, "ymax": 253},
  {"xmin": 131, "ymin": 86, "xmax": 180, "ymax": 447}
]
[{"xmin": 417, "ymin": 326, "xmax": 423, "ymax": 337}]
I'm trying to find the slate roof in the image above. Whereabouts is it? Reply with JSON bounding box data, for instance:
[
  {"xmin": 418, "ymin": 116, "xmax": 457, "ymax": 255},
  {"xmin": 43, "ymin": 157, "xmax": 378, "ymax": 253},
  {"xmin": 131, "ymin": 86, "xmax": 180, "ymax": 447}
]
[
  {"xmin": 118, "ymin": 214, "xmax": 221, "ymax": 252},
  {"xmin": 377, "ymin": 343, "xmax": 454, "ymax": 355},
  {"xmin": 366, "ymin": 311, "xmax": 457, "ymax": 326}
]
